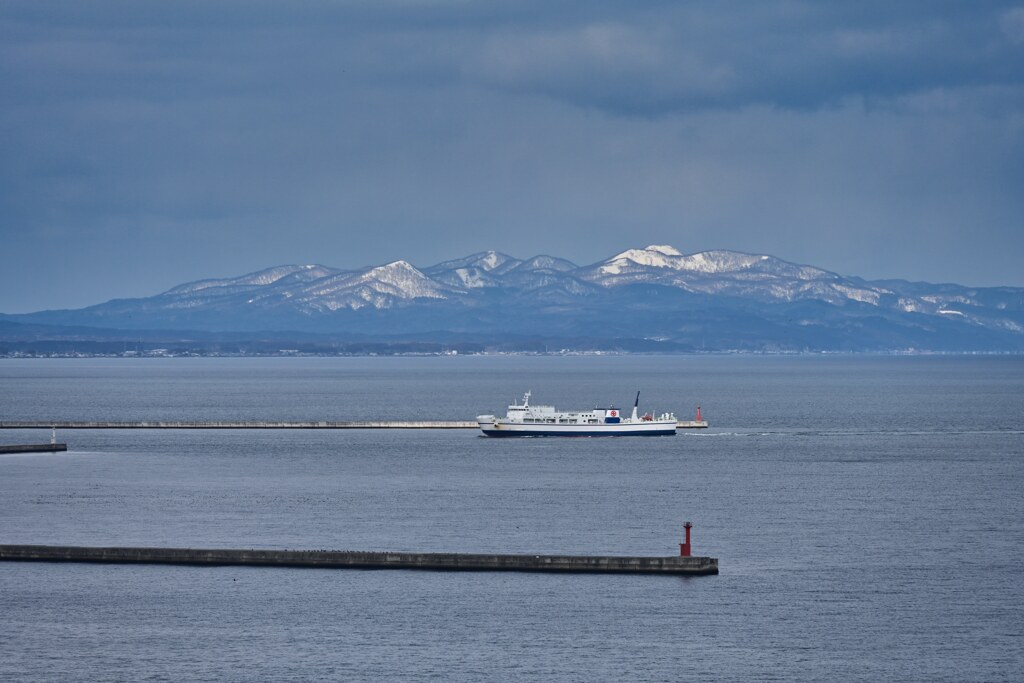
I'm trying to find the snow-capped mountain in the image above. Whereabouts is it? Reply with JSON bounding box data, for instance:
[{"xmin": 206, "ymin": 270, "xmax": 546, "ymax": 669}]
[
  {"xmin": 581, "ymin": 245, "xmax": 878, "ymax": 305},
  {"xmin": 584, "ymin": 245, "xmax": 1022, "ymax": 324},
  {"xmin": 284, "ymin": 261, "xmax": 456, "ymax": 312},
  {"xmin": 423, "ymin": 251, "xmax": 518, "ymax": 289},
  {"xmin": 425, "ymin": 250, "xmax": 584, "ymax": 292},
  {"xmin": 131, "ymin": 260, "xmax": 456, "ymax": 315},
  {"xmin": 165, "ymin": 264, "xmax": 339, "ymax": 296},
  {"xmin": 4, "ymin": 245, "xmax": 1023, "ymax": 351}
]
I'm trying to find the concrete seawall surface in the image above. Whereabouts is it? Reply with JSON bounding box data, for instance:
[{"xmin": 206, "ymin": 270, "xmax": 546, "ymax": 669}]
[{"xmin": 0, "ymin": 545, "xmax": 718, "ymax": 575}]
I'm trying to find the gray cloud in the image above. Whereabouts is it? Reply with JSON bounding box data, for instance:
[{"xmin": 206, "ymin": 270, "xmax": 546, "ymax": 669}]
[
  {"xmin": 458, "ymin": 2, "xmax": 1024, "ymax": 112},
  {"xmin": 1, "ymin": 1, "xmax": 1023, "ymax": 311}
]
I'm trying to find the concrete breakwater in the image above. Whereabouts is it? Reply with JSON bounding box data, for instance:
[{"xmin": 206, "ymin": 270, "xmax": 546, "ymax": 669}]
[
  {"xmin": 0, "ymin": 443, "xmax": 68, "ymax": 454},
  {"xmin": 0, "ymin": 420, "xmax": 707, "ymax": 429},
  {"xmin": 0, "ymin": 544, "xmax": 718, "ymax": 575},
  {"xmin": 0, "ymin": 420, "xmax": 478, "ymax": 429}
]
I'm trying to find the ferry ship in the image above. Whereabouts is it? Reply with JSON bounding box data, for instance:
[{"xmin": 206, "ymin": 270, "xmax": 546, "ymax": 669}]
[{"xmin": 477, "ymin": 392, "xmax": 677, "ymax": 437}]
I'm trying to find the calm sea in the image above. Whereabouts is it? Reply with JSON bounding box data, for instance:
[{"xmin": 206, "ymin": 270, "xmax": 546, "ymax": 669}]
[{"xmin": 1, "ymin": 355, "xmax": 1022, "ymax": 681}]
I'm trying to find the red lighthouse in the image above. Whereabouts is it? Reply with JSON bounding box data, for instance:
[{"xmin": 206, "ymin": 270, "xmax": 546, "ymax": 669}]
[{"xmin": 680, "ymin": 522, "xmax": 693, "ymax": 557}]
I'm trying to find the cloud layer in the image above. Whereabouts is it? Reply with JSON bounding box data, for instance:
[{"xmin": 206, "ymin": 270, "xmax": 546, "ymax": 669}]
[{"xmin": 2, "ymin": 1, "xmax": 1023, "ymax": 311}]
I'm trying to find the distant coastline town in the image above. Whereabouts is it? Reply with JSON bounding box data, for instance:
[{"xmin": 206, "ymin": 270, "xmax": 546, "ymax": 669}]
[{"xmin": 2, "ymin": 345, "xmax": 1015, "ymax": 359}]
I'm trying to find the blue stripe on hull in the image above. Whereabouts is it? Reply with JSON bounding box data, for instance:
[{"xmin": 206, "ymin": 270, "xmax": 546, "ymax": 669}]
[{"xmin": 480, "ymin": 429, "xmax": 676, "ymax": 438}]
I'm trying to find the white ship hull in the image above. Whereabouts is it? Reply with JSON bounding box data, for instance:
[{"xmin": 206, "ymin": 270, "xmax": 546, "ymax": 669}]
[
  {"xmin": 477, "ymin": 419, "xmax": 677, "ymax": 437},
  {"xmin": 477, "ymin": 392, "xmax": 677, "ymax": 438}
]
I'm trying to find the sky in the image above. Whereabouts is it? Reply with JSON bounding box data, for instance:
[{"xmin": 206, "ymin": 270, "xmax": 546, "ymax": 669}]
[{"xmin": 2, "ymin": 0, "xmax": 1023, "ymax": 313}]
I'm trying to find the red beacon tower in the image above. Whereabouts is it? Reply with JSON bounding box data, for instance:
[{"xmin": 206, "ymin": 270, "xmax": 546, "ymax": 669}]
[{"xmin": 680, "ymin": 522, "xmax": 693, "ymax": 557}]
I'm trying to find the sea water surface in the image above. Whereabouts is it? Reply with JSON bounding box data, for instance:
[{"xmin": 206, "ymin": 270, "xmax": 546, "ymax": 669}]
[{"xmin": 1, "ymin": 355, "xmax": 1022, "ymax": 681}]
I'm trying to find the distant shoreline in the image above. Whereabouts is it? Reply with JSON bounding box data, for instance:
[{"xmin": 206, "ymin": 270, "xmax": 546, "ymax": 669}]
[{"xmin": 3, "ymin": 349, "xmax": 1022, "ymax": 359}]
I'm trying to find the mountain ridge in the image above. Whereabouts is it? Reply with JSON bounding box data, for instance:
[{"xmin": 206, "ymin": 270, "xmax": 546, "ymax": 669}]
[{"xmin": 4, "ymin": 245, "xmax": 1023, "ymax": 352}]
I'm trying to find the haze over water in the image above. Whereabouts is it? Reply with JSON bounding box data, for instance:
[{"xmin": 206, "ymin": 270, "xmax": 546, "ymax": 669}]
[{"xmin": 1, "ymin": 355, "xmax": 1022, "ymax": 680}]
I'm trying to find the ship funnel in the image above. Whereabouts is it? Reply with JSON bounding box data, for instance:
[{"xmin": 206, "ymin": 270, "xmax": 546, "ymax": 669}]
[{"xmin": 631, "ymin": 391, "xmax": 640, "ymax": 421}]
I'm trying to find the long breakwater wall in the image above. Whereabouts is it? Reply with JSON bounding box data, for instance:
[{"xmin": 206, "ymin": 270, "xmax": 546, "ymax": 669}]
[
  {"xmin": 0, "ymin": 421, "xmax": 477, "ymax": 429},
  {"xmin": 0, "ymin": 421, "xmax": 708, "ymax": 429},
  {"xmin": 0, "ymin": 544, "xmax": 718, "ymax": 575}
]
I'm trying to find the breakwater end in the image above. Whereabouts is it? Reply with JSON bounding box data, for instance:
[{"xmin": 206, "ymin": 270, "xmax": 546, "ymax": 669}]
[
  {"xmin": 0, "ymin": 443, "xmax": 67, "ymax": 454},
  {"xmin": 0, "ymin": 544, "xmax": 718, "ymax": 575}
]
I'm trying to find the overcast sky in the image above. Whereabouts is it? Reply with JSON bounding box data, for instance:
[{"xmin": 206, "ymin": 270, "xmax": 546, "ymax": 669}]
[{"xmin": 2, "ymin": 1, "xmax": 1023, "ymax": 312}]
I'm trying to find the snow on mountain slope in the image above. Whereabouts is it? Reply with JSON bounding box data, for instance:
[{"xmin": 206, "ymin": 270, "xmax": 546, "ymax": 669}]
[
  {"xmin": 581, "ymin": 245, "xmax": 887, "ymax": 306},
  {"xmin": 159, "ymin": 261, "xmax": 456, "ymax": 313},
  {"xmin": 166, "ymin": 265, "xmax": 336, "ymax": 296},
  {"xmin": 423, "ymin": 251, "xmax": 524, "ymax": 288},
  {"xmin": 425, "ymin": 251, "xmax": 521, "ymax": 275},
  {"xmin": 425, "ymin": 252, "xmax": 578, "ymax": 289},
  {"xmin": 600, "ymin": 245, "xmax": 768, "ymax": 274},
  {"xmin": 595, "ymin": 245, "xmax": 827, "ymax": 278},
  {"xmin": 508, "ymin": 255, "xmax": 578, "ymax": 273},
  {"xmin": 285, "ymin": 260, "xmax": 457, "ymax": 311},
  {"xmin": 427, "ymin": 266, "xmax": 503, "ymax": 289}
]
